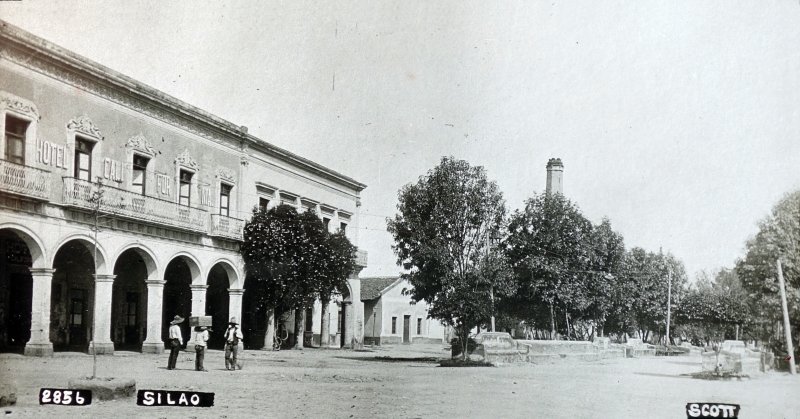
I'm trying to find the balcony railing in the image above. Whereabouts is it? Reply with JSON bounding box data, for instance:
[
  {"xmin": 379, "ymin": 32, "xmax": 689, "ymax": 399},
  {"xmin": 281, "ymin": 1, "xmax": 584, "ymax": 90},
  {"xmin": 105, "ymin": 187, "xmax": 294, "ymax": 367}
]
[
  {"xmin": 355, "ymin": 249, "xmax": 368, "ymax": 268},
  {"xmin": 0, "ymin": 159, "xmax": 51, "ymax": 201},
  {"xmin": 210, "ymin": 214, "xmax": 245, "ymax": 241},
  {"xmin": 62, "ymin": 177, "xmax": 208, "ymax": 232}
]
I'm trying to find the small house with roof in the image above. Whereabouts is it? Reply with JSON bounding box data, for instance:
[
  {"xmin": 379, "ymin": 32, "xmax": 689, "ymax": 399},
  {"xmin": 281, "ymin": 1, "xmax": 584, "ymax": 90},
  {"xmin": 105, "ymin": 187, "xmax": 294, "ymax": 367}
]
[{"xmin": 361, "ymin": 276, "xmax": 447, "ymax": 345}]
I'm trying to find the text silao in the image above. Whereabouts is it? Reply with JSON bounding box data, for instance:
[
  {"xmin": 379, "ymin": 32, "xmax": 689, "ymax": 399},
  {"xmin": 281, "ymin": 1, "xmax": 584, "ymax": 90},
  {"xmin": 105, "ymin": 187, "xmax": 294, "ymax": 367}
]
[{"xmin": 136, "ymin": 390, "xmax": 214, "ymax": 407}]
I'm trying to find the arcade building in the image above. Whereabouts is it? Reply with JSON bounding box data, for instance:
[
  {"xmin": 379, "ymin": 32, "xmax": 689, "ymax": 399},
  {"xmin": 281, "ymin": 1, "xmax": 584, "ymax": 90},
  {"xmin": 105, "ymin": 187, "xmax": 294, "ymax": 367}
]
[{"xmin": 0, "ymin": 21, "xmax": 367, "ymax": 356}]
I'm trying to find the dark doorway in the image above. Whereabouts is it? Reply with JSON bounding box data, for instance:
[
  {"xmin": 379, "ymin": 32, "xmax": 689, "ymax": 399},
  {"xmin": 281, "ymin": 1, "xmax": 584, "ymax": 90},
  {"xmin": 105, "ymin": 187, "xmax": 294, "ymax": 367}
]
[
  {"xmin": 162, "ymin": 258, "xmax": 192, "ymax": 347},
  {"xmin": 51, "ymin": 241, "xmax": 95, "ymax": 352},
  {"xmin": 339, "ymin": 304, "xmax": 347, "ymax": 348},
  {"xmin": 0, "ymin": 231, "xmax": 33, "ymax": 352},
  {"xmin": 242, "ymin": 275, "xmax": 267, "ymax": 349},
  {"xmin": 403, "ymin": 315, "xmax": 411, "ymax": 344},
  {"xmin": 205, "ymin": 265, "xmax": 229, "ymax": 349},
  {"xmin": 112, "ymin": 249, "xmax": 147, "ymax": 351}
]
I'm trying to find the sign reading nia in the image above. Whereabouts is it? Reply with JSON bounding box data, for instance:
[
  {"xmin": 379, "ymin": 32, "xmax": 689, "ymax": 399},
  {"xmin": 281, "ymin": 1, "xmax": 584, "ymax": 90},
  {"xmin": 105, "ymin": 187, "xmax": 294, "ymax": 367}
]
[{"xmin": 137, "ymin": 390, "xmax": 214, "ymax": 407}]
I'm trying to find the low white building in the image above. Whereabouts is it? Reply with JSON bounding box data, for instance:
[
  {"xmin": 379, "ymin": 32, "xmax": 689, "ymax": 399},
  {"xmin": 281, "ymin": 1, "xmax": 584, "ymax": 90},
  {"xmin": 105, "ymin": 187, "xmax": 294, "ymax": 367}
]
[{"xmin": 361, "ymin": 277, "xmax": 447, "ymax": 345}]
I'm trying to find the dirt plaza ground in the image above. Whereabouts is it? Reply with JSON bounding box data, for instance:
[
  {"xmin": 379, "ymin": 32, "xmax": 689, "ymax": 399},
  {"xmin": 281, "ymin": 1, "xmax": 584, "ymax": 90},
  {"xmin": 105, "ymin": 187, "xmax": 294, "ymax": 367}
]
[{"xmin": 1, "ymin": 343, "xmax": 798, "ymax": 418}]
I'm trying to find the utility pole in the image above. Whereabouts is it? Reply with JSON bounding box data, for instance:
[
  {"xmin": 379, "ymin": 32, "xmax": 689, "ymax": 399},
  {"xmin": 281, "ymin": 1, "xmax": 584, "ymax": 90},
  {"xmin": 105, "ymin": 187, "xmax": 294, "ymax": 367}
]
[
  {"xmin": 490, "ymin": 286, "xmax": 495, "ymax": 332},
  {"xmin": 777, "ymin": 259, "xmax": 796, "ymax": 375},
  {"xmin": 666, "ymin": 270, "xmax": 672, "ymax": 348},
  {"xmin": 87, "ymin": 178, "xmax": 104, "ymax": 379}
]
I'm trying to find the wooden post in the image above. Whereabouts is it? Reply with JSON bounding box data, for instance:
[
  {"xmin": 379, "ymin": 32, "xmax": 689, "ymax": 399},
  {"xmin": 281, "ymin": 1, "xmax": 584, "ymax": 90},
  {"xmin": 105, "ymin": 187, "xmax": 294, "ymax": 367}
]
[{"xmin": 777, "ymin": 259, "xmax": 796, "ymax": 375}]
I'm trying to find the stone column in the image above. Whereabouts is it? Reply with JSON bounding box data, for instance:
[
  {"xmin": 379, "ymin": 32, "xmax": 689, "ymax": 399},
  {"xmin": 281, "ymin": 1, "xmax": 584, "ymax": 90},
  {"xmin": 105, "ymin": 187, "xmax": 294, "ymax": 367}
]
[
  {"xmin": 142, "ymin": 279, "xmax": 166, "ymax": 354},
  {"xmin": 89, "ymin": 274, "xmax": 116, "ymax": 355},
  {"xmin": 190, "ymin": 284, "xmax": 208, "ymax": 318},
  {"xmin": 228, "ymin": 288, "xmax": 244, "ymax": 350},
  {"xmin": 343, "ymin": 303, "xmax": 353, "ymax": 348},
  {"xmin": 25, "ymin": 268, "xmax": 55, "ymax": 356},
  {"xmin": 347, "ymin": 277, "xmax": 364, "ymax": 348}
]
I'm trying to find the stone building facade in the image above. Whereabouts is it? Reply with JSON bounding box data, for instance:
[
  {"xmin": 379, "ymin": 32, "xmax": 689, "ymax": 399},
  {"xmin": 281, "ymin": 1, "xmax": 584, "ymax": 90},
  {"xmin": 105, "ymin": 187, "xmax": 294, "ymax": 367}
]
[{"xmin": 0, "ymin": 21, "xmax": 367, "ymax": 356}]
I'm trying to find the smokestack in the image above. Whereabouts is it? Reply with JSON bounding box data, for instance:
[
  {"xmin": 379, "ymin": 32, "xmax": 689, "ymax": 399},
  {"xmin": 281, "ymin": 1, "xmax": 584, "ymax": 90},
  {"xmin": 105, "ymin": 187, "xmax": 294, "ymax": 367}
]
[{"xmin": 546, "ymin": 158, "xmax": 563, "ymax": 196}]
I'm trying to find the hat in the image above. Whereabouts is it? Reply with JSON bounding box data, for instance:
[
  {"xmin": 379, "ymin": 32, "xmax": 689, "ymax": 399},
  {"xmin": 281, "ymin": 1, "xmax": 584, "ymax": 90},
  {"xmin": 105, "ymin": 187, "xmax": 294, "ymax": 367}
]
[
  {"xmin": 170, "ymin": 315, "xmax": 184, "ymax": 325},
  {"xmin": 228, "ymin": 317, "xmax": 238, "ymax": 325}
]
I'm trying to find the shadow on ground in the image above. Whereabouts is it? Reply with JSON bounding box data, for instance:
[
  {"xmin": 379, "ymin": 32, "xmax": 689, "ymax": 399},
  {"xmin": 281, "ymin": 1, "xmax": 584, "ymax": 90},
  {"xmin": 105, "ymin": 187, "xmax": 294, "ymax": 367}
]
[{"xmin": 334, "ymin": 356, "xmax": 441, "ymax": 364}]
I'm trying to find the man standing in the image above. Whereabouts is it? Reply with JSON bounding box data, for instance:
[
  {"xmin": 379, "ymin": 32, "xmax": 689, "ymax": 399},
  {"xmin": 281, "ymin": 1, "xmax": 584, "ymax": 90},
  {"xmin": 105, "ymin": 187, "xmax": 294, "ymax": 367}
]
[
  {"xmin": 224, "ymin": 317, "xmax": 244, "ymax": 371},
  {"xmin": 194, "ymin": 326, "xmax": 209, "ymax": 372},
  {"xmin": 167, "ymin": 315, "xmax": 184, "ymax": 370}
]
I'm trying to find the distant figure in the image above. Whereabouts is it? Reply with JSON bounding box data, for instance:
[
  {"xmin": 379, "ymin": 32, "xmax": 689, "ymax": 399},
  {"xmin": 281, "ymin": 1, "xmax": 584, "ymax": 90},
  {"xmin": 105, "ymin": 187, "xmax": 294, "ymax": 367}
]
[
  {"xmin": 166, "ymin": 315, "xmax": 184, "ymax": 370},
  {"xmin": 224, "ymin": 317, "xmax": 244, "ymax": 371},
  {"xmin": 194, "ymin": 326, "xmax": 209, "ymax": 372}
]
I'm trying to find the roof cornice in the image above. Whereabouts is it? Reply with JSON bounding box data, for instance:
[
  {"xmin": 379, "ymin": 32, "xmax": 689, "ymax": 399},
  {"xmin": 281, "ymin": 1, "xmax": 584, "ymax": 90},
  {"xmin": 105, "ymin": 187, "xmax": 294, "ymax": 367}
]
[{"xmin": 0, "ymin": 20, "xmax": 366, "ymax": 193}]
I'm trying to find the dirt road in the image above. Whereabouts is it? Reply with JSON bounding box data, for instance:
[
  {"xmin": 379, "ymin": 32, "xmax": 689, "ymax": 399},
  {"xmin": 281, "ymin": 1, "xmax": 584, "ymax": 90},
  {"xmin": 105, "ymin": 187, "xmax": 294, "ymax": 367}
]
[{"xmin": 1, "ymin": 344, "xmax": 797, "ymax": 418}]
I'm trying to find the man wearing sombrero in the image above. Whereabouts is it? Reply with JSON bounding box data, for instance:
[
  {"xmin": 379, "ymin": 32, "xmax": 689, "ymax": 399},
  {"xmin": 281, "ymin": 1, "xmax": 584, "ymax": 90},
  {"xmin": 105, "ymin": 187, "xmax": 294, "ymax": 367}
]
[
  {"xmin": 167, "ymin": 315, "xmax": 184, "ymax": 370},
  {"xmin": 223, "ymin": 317, "xmax": 244, "ymax": 370}
]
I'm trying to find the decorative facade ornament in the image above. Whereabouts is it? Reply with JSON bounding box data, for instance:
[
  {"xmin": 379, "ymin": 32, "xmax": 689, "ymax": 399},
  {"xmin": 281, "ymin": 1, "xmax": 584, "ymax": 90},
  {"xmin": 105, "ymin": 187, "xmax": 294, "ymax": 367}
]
[
  {"xmin": 125, "ymin": 133, "xmax": 157, "ymax": 156},
  {"xmin": 240, "ymin": 155, "xmax": 249, "ymax": 167},
  {"xmin": 0, "ymin": 91, "xmax": 40, "ymax": 120},
  {"xmin": 174, "ymin": 149, "xmax": 199, "ymax": 170},
  {"xmin": 216, "ymin": 167, "xmax": 236, "ymax": 183},
  {"xmin": 66, "ymin": 115, "xmax": 104, "ymax": 140}
]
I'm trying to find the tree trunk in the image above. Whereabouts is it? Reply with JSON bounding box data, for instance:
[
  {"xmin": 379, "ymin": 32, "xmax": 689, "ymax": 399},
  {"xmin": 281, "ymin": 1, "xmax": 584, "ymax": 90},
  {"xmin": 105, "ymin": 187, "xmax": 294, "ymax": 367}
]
[
  {"xmin": 565, "ymin": 311, "xmax": 571, "ymax": 340},
  {"xmin": 263, "ymin": 308, "xmax": 275, "ymax": 350},
  {"xmin": 320, "ymin": 296, "xmax": 330, "ymax": 347},
  {"xmin": 549, "ymin": 304, "xmax": 555, "ymax": 340},
  {"xmin": 461, "ymin": 327, "xmax": 469, "ymax": 361},
  {"xmin": 294, "ymin": 307, "xmax": 305, "ymax": 350}
]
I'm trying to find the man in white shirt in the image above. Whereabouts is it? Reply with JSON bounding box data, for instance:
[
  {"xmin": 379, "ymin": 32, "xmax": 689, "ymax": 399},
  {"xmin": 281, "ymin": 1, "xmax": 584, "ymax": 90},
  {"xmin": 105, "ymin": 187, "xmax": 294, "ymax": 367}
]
[
  {"xmin": 194, "ymin": 326, "xmax": 209, "ymax": 372},
  {"xmin": 167, "ymin": 315, "xmax": 184, "ymax": 370},
  {"xmin": 224, "ymin": 317, "xmax": 244, "ymax": 371}
]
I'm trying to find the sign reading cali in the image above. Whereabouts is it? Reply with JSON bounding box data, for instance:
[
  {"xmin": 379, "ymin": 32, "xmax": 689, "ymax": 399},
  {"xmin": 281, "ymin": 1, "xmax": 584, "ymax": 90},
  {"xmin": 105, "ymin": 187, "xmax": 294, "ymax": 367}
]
[{"xmin": 136, "ymin": 390, "xmax": 214, "ymax": 407}]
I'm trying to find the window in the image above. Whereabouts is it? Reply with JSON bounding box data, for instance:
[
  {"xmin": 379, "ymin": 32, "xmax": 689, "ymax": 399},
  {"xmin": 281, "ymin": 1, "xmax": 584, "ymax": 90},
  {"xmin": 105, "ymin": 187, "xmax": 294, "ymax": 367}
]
[
  {"xmin": 132, "ymin": 154, "xmax": 149, "ymax": 195},
  {"xmin": 220, "ymin": 183, "xmax": 232, "ymax": 216},
  {"xmin": 340, "ymin": 222, "xmax": 347, "ymax": 234},
  {"xmin": 4, "ymin": 115, "xmax": 28, "ymax": 164},
  {"xmin": 179, "ymin": 169, "xmax": 193, "ymax": 206},
  {"xmin": 323, "ymin": 217, "xmax": 330, "ymax": 231},
  {"xmin": 74, "ymin": 137, "xmax": 94, "ymax": 181},
  {"xmin": 259, "ymin": 197, "xmax": 270, "ymax": 212},
  {"xmin": 417, "ymin": 318, "xmax": 422, "ymax": 335},
  {"xmin": 391, "ymin": 317, "xmax": 397, "ymax": 334}
]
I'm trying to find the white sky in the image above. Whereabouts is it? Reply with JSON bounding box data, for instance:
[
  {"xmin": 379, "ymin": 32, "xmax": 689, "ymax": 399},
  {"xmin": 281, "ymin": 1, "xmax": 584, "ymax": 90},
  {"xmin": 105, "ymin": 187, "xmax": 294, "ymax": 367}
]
[{"xmin": 2, "ymin": 1, "xmax": 799, "ymax": 280}]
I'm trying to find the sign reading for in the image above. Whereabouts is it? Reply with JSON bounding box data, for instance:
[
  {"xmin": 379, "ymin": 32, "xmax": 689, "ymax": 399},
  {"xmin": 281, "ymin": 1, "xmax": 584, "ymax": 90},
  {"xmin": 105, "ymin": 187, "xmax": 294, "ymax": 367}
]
[
  {"xmin": 686, "ymin": 403, "xmax": 740, "ymax": 418},
  {"xmin": 137, "ymin": 390, "xmax": 214, "ymax": 407},
  {"xmin": 39, "ymin": 388, "xmax": 91, "ymax": 406}
]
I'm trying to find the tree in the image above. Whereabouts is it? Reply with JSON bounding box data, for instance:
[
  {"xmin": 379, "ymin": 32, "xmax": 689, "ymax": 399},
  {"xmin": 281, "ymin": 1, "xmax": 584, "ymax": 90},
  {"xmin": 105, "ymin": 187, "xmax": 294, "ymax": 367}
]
[
  {"xmin": 674, "ymin": 270, "xmax": 750, "ymax": 346},
  {"xmin": 387, "ymin": 157, "xmax": 509, "ymax": 359},
  {"xmin": 503, "ymin": 192, "xmax": 595, "ymax": 339},
  {"xmin": 241, "ymin": 204, "xmax": 318, "ymax": 349},
  {"xmin": 318, "ymin": 231, "xmax": 357, "ymax": 347},
  {"xmin": 584, "ymin": 218, "xmax": 626, "ymax": 337},
  {"xmin": 736, "ymin": 190, "xmax": 800, "ymax": 355}
]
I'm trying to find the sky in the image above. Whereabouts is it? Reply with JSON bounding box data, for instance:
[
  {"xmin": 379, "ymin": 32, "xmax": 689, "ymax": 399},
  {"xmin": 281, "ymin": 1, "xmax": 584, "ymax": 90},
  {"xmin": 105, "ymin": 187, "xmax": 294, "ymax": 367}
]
[{"xmin": 2, "ymin": 1, "xmax": 799, "ymax": 280}]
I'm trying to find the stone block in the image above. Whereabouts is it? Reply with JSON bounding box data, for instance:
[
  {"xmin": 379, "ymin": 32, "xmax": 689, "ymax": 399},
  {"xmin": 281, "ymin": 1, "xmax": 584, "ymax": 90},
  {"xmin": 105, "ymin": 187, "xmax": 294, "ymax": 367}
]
[
  {"xmin": 0, "ymin": 379, "xmax": 17, "ymax": 407},
  {"xmin": 68, "ymin": 377, "xmax": 136, "ymax": 401}
]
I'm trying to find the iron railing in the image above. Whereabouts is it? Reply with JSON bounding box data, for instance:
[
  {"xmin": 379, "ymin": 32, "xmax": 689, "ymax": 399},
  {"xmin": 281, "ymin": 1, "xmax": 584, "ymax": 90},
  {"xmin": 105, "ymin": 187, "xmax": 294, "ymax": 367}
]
[
  {"xmin": 210, "ymin": 213, "xmax": 245, "ymax": 241},
  {"xmin": 62, "ymin": 177, "xmax": 208, "ymax": 232},
  {"xmin": 0, "ymin": 159, "xmax": 51, "ymax": 201}
]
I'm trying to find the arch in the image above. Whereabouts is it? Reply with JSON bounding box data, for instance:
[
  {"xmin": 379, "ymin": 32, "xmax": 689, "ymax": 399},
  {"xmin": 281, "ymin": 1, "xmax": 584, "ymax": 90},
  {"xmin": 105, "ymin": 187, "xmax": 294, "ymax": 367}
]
[
  {"xmin": 0, "ymin": 223, "xmax": 47, "ymax": 269},
  {"xmin": 51, "ymin": 234, "xmax": 108, "ymax": 275},
  {"xmin": 205, "ymin": 258, "xmax": 241, "ymax": 288},
  {"xmin": 113, "ymin": 243, "xmax": 160, "ymax": 280},
  {"xmin": 164, "ymin": 252, "xmax": 202, "ymax": 284}
]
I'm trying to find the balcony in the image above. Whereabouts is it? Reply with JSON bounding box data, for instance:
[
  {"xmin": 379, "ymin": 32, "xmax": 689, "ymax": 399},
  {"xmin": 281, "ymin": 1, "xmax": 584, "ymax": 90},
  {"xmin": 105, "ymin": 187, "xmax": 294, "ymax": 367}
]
[
  {"xmin": 62, "ymin": 177, "xmax": 208, "ymax": 233},
  {"xmin": 210, "ymin": 214, "xmax": 245, "ymax": 241},
  {"xmin": 0, "ymin": 159, "xmax": 51, "ymax": 201},
  {"xmin": 355, "ymin": 249, "xmax": 368, "ymax": 268}
]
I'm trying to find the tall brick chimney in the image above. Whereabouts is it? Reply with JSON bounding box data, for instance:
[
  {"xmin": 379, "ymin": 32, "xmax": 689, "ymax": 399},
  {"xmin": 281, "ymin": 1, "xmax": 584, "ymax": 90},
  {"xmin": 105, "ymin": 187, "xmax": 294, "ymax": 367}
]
[{"xmin": 546, "ymin": 158, "xmax": 563, "ymax": 196}]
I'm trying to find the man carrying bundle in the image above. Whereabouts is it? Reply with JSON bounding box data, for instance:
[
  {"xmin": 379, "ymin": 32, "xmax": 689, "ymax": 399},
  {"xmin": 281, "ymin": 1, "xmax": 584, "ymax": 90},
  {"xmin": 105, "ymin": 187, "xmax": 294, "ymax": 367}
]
[{"xmin": 224, "ymin": 317, "xmax": 244, "ymax": 371}]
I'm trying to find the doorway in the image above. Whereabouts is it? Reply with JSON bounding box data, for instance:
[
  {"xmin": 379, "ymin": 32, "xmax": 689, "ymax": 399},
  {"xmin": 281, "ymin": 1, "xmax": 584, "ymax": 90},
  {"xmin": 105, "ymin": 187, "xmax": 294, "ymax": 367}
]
[{"xmin": 403, "ymin": 315, "xmax": 411, "ymax": 344}]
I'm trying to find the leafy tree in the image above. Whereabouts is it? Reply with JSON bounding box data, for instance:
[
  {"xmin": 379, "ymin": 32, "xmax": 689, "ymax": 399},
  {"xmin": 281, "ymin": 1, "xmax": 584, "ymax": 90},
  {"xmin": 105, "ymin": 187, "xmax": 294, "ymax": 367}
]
[
  {"xmin": 736, "ymin": 190, "xmax": 800, "ymax": 356},
  {"xmin": 318, "ymin": 230, "xmax": 357, "ymax": 347},
  {"xmin": 616, "ymin": 248, "xmax": 688, "ymax": 343},
  {"xmin": 387, "ymin": 157, "xmax": 509, "ymax": 359},
  {"xmin": 674, "ymin": 271, "xmax": 750, "ymax": 346},
  {"xmin": 503, "ymin": 192, "xmax": 595, "ymax": 339},
  {"xmin": 241, "ymin": 205, "xmax": 318, "ymax": 348},
  {"xmin": 584, "ymin": 218, "xmax": 626, "ymax": 336}
]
